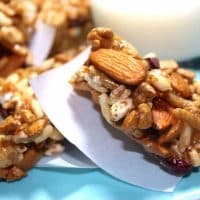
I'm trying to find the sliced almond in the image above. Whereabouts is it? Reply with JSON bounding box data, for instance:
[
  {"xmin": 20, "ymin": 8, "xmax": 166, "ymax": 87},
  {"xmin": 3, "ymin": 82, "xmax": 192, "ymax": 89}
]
[
  {"xmin": 89, "ymin": 49, "xmax": 146, "ymax": 85},
  {"xmin": 160, "ymin": 60, "xmax": 179, "ymax": 70},
  {"xmin": 138, "ymin": 103, "xmax": 152, "ymax": 129},
  {"xmin": 158, "ymin": 120, "xmax": 183, "ymax": 144},
  {"xmin": 148, "ymin": 69, "xmax": 172, "ymax": 92},
  {"xmin": 152, "ymin": 99, "xmax": 174, "ymax": 130},
  {"xmin": 177, "ymin": 68, "xmax": 195, "ymax": 80},
  {"xmin": 169, "ymin": 72, "xmax": 191, "ymax": 98},
  {"xmin": 178, "ymin": 123, "xmax": 192, "ymax": 153},
  {"xmin": 122, "ymin": 110, "xmax": 138, "ymax": 132},
  {"xmin": 173, "ymin": 108, "xmax": 200, "ymax": 130}
]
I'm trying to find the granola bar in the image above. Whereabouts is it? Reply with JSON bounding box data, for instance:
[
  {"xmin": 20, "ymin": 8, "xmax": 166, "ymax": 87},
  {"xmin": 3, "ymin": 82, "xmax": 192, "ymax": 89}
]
[
  {"xmin": 0, "ymin": 1, "xmax": 91, "ymax": 181},
  {"xmin": 71, "ymin": 28, "xmax": 200, "ymax": 175},
  {"xmin": 0, "ymin": 0, "xmax": 39, "ymax": 56},
  {"xmin": 0, "ymin": 0, "xmax": 80, "ymax": 55},
  {"xmin": 0, "ymin": 0, "xmax": 92, "ymax": 76},
  {"xmin": 0, "ymin": 66, "xmax": 64, "ymax": 181},
  {"xmin": 39, "ymin": 0, "xmax": 91, "ymax": 28},
  {"xmin": 49, "ymin": 0, "xmax": 92, "ymax": 56},
  {"xmin": 0, "ymin": 34, "xmax": 90, "ymax": 181}
]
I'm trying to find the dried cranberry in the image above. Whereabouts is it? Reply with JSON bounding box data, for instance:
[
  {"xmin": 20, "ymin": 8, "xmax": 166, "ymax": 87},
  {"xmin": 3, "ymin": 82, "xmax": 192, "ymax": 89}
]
[
  {"xmin": 68, "ymin": 18, "xmax": 89, "ymax": 27},
  {"xmin": 146, "ymin": 57, "xmax": 160, "ymax": 69},
  {"xmin": 161, "ymin": 156, "xmax": 192, "ymax": 176},
  {"xmin": 0, "ymin": 104, "xmax": 14, "ymax": 118},
  {"xmin": 0, "ymin": 44, "xmax": 12, "ymax": 58}
]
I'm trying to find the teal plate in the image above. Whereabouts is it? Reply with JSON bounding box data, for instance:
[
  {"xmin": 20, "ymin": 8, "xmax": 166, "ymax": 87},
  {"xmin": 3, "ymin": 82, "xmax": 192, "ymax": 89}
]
[
  {"xmin": 1, "ymin": 66, "xmax": 200, "ymax": 200},
  {"xmin": 1, "ymin": 168, "xmax": 200, "ymax": 200}
]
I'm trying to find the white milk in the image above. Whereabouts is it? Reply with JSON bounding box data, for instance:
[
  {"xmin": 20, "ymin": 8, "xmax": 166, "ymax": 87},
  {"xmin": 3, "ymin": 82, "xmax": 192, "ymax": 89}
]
[{"xmin": 91, "ymin": 0, "xmax": 200, "ymax": 61}]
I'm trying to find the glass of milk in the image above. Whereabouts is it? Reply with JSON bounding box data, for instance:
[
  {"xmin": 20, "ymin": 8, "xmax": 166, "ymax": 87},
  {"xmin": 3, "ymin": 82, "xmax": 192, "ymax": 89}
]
[{"xmin": 91, "ymin": 0, "xmax": 200, "ymax": 61}]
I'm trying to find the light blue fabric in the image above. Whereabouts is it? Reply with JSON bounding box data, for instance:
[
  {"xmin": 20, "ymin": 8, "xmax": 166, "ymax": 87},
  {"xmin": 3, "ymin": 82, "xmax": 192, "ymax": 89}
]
[{"xmin": 0, "ymin": 168, "xmax": 200, "ymax": 200}]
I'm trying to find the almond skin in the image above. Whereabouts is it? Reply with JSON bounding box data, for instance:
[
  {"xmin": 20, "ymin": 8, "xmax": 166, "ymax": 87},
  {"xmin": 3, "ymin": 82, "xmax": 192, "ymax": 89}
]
[
  {"xmin": 89, "ymin": 49, "xmax": 146, "ymax": 85},
  {"xmin": 169, "ymin": 72, "xmax": 191, "ymax": 98},
  {"xmin": 122, "ymin": 110, "xmax": 139, "ymax": 132},
  {"xmin": 152, "ymin": 99, "xmax": 174, "ymax": 130}
]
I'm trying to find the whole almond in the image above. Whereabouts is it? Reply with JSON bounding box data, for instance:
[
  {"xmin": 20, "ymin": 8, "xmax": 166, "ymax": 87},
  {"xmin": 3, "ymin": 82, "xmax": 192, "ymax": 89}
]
[{"xmin": 89, "ymin": 49, "xmax": 146, "ymax": 85}]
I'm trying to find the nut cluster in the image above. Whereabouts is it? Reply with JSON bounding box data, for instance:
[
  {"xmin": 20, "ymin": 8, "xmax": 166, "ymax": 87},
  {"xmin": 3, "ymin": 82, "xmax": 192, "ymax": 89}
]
[{"xmin": 72, "ymin": 28, "xmax": 200, "ymax": 171}]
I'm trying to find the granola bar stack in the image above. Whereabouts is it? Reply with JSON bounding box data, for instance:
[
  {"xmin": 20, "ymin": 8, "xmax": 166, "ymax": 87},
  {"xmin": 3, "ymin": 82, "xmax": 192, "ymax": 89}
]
[
  {"xmin": 71, "ymin": 28, "xmax": 200, "ymax": 175},
  {"xmin": 0, "ymin": 66, "xmax": 65, "ymax": 181},
  {"xmin": 0, "ymin": 0, "xmax": 93, "ymax": 181},
  {"xmin": 0, "ymin": 40, "xmax": 91, "ymax": 181}
]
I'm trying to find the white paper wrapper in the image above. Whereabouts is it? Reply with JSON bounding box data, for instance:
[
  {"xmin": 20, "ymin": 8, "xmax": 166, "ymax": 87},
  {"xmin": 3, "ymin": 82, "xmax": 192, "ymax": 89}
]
[
  {"xmin": 30, "ymin": 48, "xmax": 182, "ymax": 192},
  {"xmin": 28, "ymin": 20, "xmax": 96, "ymax": 169},
  {"xmin": 28, "ymin": 20, "xmax": 55, "ymax": 65}
]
